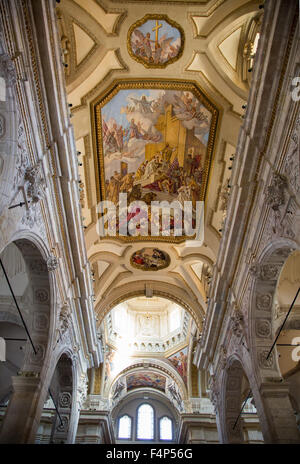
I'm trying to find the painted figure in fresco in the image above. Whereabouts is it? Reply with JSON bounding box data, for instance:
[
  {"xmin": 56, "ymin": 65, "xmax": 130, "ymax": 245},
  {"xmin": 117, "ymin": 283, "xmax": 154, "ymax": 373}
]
[
  {"xmin": 168, "ymin": 349, "xmax": 188, "ymax": 383},
  {"xmin": 131, "ymin": 247, "xmax": 169, "ymax": 270},
  {"xmin": 120, "ymin": 172, "xmax": 135, "ymax": 193},
  {"xmin": 161, "ymin": 143, "xmax": 175, "ymax": 163},
  {"xmin": 130, "ymin": 20, "xmax": 181, "ymax": 66},
  {"xmin": 130, "ymin": 95, "xmax": 154, "ymax": 113},
  {"xmin": 129, "ymin": 118, "xmax": 143, "ymax": 140},
  {"xmin": 127, "ymin": 372, "xmax": 165, "ymax": 391},
  {"xmin": 101, "ymin": 87, "xmax": 214, "ymax": 235},
  {"xmin": 107, "ymin": 171, "xmax": 121, "ymax": 204},
  {"xmin": 105, "ymin": 349, "xmax": 115, "ymax": 380},
  {"xmin": 173, "ymin": 92, "xmax": 209, "ymax": 124}
]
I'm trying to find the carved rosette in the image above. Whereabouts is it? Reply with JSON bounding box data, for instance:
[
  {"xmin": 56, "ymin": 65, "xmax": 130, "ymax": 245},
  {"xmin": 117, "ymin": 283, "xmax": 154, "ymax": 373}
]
[
  {"xmin": 256, "ymin": 293, "xmax": 273, "ymax": 311},
  {"xmin": 255, "ymin": 319, "xmax": 272, "ymax": 338},
  {"xmin": 56, "ymin": 415, "xmax": 69, "ymax": 432},
  {"xmin": 59, "ymin": 391, "xmax": 72, "ymax": 409},
  {"xmin": 258, "ymin": 349, "xmax": 275, "ymax": 369},
  {"xmin": 250, "ymin": 263, "xmax": 280, "ymax": 281}
]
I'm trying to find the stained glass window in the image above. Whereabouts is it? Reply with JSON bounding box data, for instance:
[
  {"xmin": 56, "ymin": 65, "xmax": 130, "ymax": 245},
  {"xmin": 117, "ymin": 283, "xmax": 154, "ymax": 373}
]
[
  {"xmin": 137, "ymin": 404, "xmax": 154, "ymax": 439},
  {"xmin": 118, "ymin": 414, "xmax": 131, "ymax": 439},
  {"xmin": 160, "ymin": 416, "xmax": 173, "ymax": 440}
]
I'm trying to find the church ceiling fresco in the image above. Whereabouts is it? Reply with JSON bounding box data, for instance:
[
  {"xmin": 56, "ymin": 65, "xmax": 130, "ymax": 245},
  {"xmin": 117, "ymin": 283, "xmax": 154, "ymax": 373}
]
[
  {"xmin": 128, "ymin": 15, "xmax": 184, "ymax": 69},
  {"xmin": 130, "ymin": 247, "xmax": 170, "ymax": 271},
  {"xmin": 93, "ymin": 80, "xmax": 218, "ymax": 242}
]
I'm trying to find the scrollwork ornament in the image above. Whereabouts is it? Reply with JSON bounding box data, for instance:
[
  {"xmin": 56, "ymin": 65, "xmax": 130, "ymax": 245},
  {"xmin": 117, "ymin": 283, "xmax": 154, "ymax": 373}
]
[
  {"xmin": 0, "ymin": 53, "xmax": 17, "ymax": 86},
  {"xmin": 77, "ymin": 373, "xmax": 88, "ymax": 408},
  {"xmin": 59, "ymin": 304, "xmax": 71, "ymax": 335},
  {"xmin": 266, "ymin": 173, "xmax": 287, "ymax": 211},
  {"xmin": 24, "ymin": 161, "xmax": 45, "ymax": 204},
  {"xmin": 230, "ymin": 309, "xmax": 244, "ymax": 338},
  {"xmin": 47, "ymin": 255, "xmax": 59, "ymax": 272}
]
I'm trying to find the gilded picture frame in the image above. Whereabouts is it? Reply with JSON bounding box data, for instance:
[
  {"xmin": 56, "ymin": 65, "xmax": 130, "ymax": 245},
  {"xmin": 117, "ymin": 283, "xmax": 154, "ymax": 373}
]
[{"xmin": 91, "ymin": 78, "xmax": 219, "ymax": 243}]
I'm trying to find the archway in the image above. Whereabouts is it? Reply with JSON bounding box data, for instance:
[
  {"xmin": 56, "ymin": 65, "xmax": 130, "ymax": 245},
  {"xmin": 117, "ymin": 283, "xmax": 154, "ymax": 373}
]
[
  {"xmin": 220, "ymin": 357, "xmax": 262, "ymax": 444},
  {"xmin": 0, "ymin": 239, "xmax": 52, "ymax": 443},
  {"xmin": 249, "ymin": 240, "xmax": 300, "ymax": 443},
  {"xmin": 95, "ymin": 280, "xmax": 204, "ymax": 331},
  {"xmin": 273, "ymin": 250, "xmax": 300, "ymax": 433},
  {"xmin": 36, "ymin": 353, "xmax": 75, "ymax": 444}
]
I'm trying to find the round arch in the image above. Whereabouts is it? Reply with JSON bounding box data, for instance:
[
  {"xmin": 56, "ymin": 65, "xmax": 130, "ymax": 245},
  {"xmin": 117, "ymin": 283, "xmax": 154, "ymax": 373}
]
[
  {"xmin": 95, "ymin": 280, "xmax": 204, "ymax": 331},
  {"xmin": 109, "ymin": 359, "xmax": 188, "ymax": 402},
  {"xmin": 249, "ymin": 238, "xmax": 299, "ymax": 382}
]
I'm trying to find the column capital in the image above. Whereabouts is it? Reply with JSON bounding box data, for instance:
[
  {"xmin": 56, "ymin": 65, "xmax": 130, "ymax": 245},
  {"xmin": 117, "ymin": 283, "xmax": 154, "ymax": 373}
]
[{"xmin": 259, "ymin": 381, "xmax": 291, "ymax": 398}]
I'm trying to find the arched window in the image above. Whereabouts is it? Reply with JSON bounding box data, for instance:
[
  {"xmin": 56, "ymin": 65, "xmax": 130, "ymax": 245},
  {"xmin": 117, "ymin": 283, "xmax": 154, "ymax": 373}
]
[
  {"xmin": 137, "ymin": 403, "xmax": 154, "ymax": 440},
  {"xmin": 159, "ymin": 416, "xmax": 173, "ymax": 440},
  {"xmin": 118, "ymin": 414, "xmax": 132, "ymax": 439}
]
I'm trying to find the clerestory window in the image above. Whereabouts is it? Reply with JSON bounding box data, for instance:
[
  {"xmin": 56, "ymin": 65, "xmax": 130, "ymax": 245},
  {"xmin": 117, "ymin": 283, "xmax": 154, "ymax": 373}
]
[
  {"xmin": 118, "ymin": 414, "xmax": 132, "ymax": 439},
  {"xmin": 159, "ymin": 416, "xmax": 173, "ymax": 440},
  {"xmin": 136, "ymin": 403, "xmax": 154, "ymax": 440}
]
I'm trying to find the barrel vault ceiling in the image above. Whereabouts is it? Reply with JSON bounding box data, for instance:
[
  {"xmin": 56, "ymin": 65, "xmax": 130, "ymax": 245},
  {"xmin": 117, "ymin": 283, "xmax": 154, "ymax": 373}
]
[{"xmin": 56, "ymin": 0, "xmax": 262, "ymax": 334}]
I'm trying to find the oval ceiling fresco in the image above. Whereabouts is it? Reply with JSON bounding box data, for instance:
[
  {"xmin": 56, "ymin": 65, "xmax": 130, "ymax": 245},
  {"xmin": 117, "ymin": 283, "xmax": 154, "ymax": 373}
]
[
  {"xmin": 127, "ymin": 15, "xmax": 185, "ymax": 69},
  {"xmin": 130, "ymin": 247, "xmax": 170, "ymax": 271}
]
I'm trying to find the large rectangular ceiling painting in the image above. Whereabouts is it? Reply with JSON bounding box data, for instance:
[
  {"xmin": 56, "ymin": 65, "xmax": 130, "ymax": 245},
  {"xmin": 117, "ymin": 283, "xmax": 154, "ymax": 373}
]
[{"xmin": 93, "ymin": 80, "xmax": 218, "ymax": 242}]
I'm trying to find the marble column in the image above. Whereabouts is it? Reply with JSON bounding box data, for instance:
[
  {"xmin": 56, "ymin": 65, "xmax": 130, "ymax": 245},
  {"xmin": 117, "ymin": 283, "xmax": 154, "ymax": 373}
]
[
  {"xmin": 259, "ymin": 382, "xmax": 300, "ymax": 443},
  {"xmin": 0, "ymin": 373, "xmax": 45, "ymax": 443}
]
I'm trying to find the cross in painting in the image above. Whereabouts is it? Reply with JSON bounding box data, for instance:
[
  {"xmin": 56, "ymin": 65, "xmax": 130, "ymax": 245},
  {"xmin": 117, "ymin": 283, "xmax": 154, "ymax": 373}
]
[{"xmin": 152, "ymin": 20, "xmax": 162, "ymax": 45}]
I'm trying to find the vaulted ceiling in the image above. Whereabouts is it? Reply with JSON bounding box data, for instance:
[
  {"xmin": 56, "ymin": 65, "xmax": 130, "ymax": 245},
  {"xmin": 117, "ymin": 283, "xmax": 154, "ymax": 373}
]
[{"xmin": 56, "ymin": 0, "xmax": 262, "ymax": 373}]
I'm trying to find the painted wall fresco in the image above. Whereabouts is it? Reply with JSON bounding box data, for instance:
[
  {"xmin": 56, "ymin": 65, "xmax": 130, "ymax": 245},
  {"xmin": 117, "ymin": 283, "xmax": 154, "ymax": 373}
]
[
  {"xmin": 167, "ymin": 346, "xmax": 188, "ymax": 384},
  {"xmin": 104, "ymin": 346, "xmax": 117, "ymax": 382},
  {"xmin": 126, "ymin": 371, "xmax": 166, "ymax": 392}
]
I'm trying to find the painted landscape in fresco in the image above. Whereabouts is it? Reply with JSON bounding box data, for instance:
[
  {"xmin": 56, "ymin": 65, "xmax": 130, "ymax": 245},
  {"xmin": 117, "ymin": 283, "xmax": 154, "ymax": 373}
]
[
  {"xmin": 126, "ymin": 371, "xmax": 166, "ymax": 392},
  {"xmin": 129, "ymin": 17, "xmax": 183, "ymax": 67},
  {"xmin": 167, "ymin": 346, "xmax": 188, "ymax": 384},
  {"xmin": 100, "ymin": 86, "xmax": 214, "ymax": 236}
]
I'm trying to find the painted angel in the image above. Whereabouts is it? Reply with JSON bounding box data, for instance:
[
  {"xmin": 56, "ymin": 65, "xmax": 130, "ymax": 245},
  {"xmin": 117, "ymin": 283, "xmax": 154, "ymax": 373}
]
[
  {"xmin": 132, "ymin": 29, "xmax": 153, "ymax": 59},
  {"xmin": 153, "ymin": 34, "xmax": 175, "ymax": 63},
  {"xmin": 173, "ymin": 93, "xmax": 209, "ymax": 124}
]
